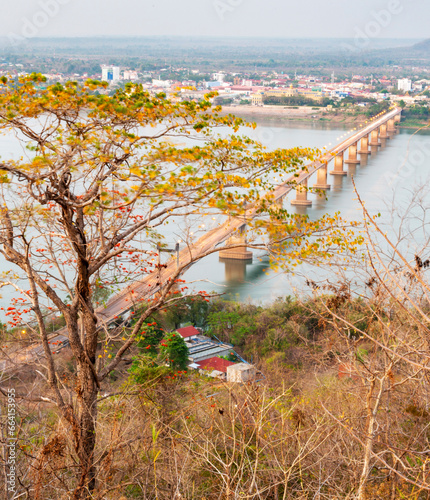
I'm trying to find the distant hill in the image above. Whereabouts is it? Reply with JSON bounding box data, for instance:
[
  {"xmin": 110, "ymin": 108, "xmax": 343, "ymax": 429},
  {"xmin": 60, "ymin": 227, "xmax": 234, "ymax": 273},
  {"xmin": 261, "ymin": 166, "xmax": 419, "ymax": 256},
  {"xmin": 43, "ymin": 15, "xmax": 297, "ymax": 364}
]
[
  {"xmin": 0, "ymin": 36, "xmax": 427, "ymax": 71},
  {"xmin": 364, "ymin": 38, "xmax": 430, "ymax": 65},
  {"xmin": 411, "ymin": 38, "xmax": 430, "ymax": 52}
]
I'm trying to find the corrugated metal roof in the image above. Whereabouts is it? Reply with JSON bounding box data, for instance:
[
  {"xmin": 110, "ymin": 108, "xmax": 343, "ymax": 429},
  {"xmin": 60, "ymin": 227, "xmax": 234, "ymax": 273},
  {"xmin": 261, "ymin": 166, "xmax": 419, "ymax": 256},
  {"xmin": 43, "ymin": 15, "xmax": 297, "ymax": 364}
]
[{"xmin": 189, "ymin": 346, "xmax": 232, "ymax": 363}]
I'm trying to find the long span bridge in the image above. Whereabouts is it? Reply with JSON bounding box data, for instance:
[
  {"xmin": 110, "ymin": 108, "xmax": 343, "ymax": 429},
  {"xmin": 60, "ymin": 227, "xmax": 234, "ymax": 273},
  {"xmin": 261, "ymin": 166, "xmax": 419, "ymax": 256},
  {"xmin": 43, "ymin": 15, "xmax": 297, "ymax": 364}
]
[
  {"xmin": 95, "ymin": 107, "xmax": 402, "ymax": 322},
  {"xmin": 0, "ymin": 107, "xmax": 402, "ymax": 372}
]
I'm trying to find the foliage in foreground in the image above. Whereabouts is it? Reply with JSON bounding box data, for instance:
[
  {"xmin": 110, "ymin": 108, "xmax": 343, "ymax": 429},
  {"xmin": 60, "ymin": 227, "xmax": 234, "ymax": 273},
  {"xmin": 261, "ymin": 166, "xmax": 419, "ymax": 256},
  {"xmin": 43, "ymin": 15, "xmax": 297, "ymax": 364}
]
[{"xmin": 6, "ymin": 286, "xmax": 430, "ymax": 499}]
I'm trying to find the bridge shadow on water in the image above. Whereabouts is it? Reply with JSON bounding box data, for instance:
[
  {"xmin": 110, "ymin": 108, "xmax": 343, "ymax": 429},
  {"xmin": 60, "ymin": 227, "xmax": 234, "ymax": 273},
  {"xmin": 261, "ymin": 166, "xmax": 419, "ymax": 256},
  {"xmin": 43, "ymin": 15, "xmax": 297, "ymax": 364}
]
[{"xmin": 218, "ymin": 255, "xmax": 269, "ymax": 298}]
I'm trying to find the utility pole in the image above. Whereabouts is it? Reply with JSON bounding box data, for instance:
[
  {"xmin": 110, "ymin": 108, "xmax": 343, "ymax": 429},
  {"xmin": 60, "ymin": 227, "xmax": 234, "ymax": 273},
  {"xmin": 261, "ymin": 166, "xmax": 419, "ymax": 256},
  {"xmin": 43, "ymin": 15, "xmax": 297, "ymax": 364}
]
[{"xmin": 157, "ymin": 243, "xmax": 180, "ymax": 270}]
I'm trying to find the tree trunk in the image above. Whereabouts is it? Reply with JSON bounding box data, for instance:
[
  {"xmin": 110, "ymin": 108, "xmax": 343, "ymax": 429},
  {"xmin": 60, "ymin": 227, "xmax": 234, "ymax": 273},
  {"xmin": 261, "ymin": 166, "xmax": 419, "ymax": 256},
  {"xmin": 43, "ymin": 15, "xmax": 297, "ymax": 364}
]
[
  {"xmin": 73, "ymin": 357, "xmax": 98, "ymax": 499},
  {"xmin": 357, "ymin": 375, "xmax": 386, "ymax": 500}
]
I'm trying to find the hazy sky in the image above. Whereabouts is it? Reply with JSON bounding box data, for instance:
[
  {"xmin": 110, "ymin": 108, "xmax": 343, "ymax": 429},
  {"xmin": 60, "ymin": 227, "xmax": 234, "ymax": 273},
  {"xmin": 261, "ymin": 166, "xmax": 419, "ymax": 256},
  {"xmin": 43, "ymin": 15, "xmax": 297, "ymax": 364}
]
[{"xmin": 2, "ymin": 0, "xmax": 428, "ymax": 40}]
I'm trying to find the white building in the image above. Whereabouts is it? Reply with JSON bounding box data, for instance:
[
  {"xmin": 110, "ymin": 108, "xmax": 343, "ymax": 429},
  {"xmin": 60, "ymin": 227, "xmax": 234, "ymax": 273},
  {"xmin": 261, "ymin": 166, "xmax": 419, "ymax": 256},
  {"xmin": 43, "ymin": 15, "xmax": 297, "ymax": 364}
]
[
  {"xmin": 398, "ymin": 78, "xmax": 412, "ymax": 92},
  {"xmin": 123, "ymin": 70, "xmax": 139, "ymax": 81},
  {"xmin": 212, "ymin": 72, "xmax": 225, "ymax": 82},
  {"xmin": 101, "ymin": 65, "xmax": 120, "ymax": 83},
  {"xmin": 152, "ymin": 79, "xmax": 171, "ymax": 88},
  {"xmin": 242, "ymin": 79, "xmax": 253, "ymax": 87},
  {"xmin": 227, "ymin": 363, "xmax": 256, "ymax": 383}
]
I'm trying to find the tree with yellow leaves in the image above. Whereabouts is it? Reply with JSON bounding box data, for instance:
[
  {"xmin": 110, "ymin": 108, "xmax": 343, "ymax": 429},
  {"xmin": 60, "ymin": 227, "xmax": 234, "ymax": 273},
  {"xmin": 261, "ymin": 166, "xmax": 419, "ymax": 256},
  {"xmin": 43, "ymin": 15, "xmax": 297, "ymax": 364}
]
[{"xmin": 0, "ymin": 74, "xmax": 358, "ymax": 499}]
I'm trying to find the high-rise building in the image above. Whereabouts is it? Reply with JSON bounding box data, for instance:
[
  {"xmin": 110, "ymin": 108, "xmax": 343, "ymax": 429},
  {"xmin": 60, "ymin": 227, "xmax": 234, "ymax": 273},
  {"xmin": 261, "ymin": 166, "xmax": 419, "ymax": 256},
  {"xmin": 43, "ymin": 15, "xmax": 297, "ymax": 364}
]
[
  {"xmin": 101, "ymin": 65, "xmax": 120, "ymax": 82},
  {"xmin": 397, "ymin": 78, "xmax": 412, "ymax": 92}
]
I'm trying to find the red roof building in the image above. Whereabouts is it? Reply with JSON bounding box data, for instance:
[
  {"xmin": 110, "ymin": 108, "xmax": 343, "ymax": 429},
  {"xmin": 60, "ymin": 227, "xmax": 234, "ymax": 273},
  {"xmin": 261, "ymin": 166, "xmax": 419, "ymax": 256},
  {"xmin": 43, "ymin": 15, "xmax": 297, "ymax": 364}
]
[
  {"xmin": 197, "ymin": 356, "xmax": 235, "ymax": 373},
  {"xmin": 229, "ymin": 85, "xmax": 253, "ymax": 91},
  {"xmin": 176, "ymin": 326, "xmax": 201, "ymax": 339}
]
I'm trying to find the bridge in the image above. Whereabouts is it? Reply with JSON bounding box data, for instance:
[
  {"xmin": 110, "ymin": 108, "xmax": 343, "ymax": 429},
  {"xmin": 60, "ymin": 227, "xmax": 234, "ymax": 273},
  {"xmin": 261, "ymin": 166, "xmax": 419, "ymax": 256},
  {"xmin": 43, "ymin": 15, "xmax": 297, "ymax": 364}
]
[{"xmin": 0, "ymin": 107, "xmax": 402, "ymax": 373}]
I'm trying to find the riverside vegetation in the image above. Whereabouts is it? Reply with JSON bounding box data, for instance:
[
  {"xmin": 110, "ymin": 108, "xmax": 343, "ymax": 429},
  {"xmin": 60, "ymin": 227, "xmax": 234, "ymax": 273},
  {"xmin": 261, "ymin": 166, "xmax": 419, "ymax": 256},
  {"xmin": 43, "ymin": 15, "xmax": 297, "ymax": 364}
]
[{"xmin": 5, "ymin": 283, "xmax": 430, "ymax": 499}]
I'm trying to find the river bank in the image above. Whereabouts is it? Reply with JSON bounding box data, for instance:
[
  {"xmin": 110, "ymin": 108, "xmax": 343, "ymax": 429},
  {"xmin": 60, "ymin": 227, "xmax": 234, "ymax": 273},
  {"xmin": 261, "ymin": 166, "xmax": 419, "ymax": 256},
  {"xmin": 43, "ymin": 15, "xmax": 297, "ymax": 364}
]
[
  {"xmin": 221, "ymin": 104, "xmax": 428, "ymax": 130},
  {"xmin": 398, "ymin": 118, "xmax": 430, "ymax": 130},
  {"xmin": 220, "ymin": 105, "xmax": 368, "ymax": 126}
]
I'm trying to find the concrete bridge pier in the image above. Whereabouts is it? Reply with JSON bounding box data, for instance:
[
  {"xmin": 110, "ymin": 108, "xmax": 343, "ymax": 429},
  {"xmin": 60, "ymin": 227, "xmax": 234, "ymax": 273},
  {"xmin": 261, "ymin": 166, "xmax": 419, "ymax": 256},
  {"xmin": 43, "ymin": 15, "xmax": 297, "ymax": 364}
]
[
  {"xmin": 387, "ymin": 118, "xmax": 396, "ymax": 134},
  {"xmin": 345, "ymin": 142, "xmax": 360, "ymax": 165},
  {"xmin": 313, "ymin": 162, "xmax": 331, "ymax": 191},
  {"xmin": 359, "ymin": 134, "xmax": 371, "ymax": 157},
  {"xmin": 369, "ymin": 128, "xmax": 381, "ymax": 147},
  {"xmin": 330, "ymin": 152, "xmax": 347, "ymax": 176},
  {"xmin": 219, "ymin": 227, "xmax": 253, "ymax": 261},
  {"xmin": 379, "ymin": 123, "xmax": 389, "ymax": 140},
  {"xmin": 393, "ymin": 113, "xmax": 401, "ymax": 134},
  {"xmin": 291, "ymin": 177, "xmax": 312, "ymax": 206}
]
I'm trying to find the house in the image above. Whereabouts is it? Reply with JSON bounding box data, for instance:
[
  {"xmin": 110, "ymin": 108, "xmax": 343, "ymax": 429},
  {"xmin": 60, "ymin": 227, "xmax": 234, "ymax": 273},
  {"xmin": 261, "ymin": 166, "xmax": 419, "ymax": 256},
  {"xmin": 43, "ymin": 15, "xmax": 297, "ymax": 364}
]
[
  {"xmin": 196, "ymin": 356, "xmax": 236, "ymax": 379},
  {"xmin": 176, "ymin": 326, "xmax": 200, "ymax": 340},
  {"xmin": 177, "ymin": 326, "xmax": 234, "ymax": 364},
  {"xmin": 251, "ymin": 93, "xmax": 263, "ymax": 105},
  {"xmin": 197, "ymin": 356, "xmax": 235, "ymax": 373}
]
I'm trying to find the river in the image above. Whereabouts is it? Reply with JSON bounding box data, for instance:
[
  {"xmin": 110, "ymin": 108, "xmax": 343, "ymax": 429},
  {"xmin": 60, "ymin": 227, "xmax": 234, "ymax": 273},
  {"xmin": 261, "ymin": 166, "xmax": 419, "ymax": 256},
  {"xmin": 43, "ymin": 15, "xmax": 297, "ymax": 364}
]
[
  {"xmin": 0, "ymin": 117, "xmax": 429, "ymax": 312},
  {"xmin": 183, "ymin": 119, "xmax": 430, "ymax": 302}
]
